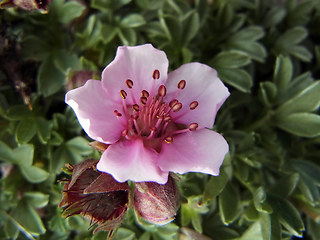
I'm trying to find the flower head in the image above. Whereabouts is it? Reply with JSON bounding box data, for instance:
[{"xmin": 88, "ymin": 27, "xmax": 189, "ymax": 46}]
[{"xmin": 66, "ymin": 44, "xmax": 230, "ymax": 184}]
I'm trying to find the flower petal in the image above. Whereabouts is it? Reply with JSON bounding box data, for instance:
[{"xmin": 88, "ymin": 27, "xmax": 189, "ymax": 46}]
[
  {"xmin": 164, "ymin": 63, "xmax": 230, "ymax": 128},
  {"xmin": 101, "ymin": 44, "xmax": 169, "ymax": 105},
  {"xmin": 65, "ymin": 80, "xmax": 125, "ymax": 144},
  {"xmin": 97, "ymin": 139, "xmax": 168, "ymax": 184},
  {"xmin": 157, "ymin": 129, "xmax": 228, "ymax": 176}
]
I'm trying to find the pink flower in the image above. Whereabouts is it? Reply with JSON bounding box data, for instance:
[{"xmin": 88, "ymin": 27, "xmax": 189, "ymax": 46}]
[{"xmin": 65, "ymin": 44, "xmax": 230, "ymax": 184}]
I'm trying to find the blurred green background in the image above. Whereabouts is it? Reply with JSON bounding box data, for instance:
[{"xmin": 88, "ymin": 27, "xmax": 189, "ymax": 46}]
[{"xmin": 0, "ymin": 0, "xmax": 320, "ymax": 239}]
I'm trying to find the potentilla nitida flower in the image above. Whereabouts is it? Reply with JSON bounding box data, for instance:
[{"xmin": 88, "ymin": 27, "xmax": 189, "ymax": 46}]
[
  {"xmin": 66, "ymin": 44, "xmax": 230, "ymax": 184},
  {"xmin": 59, "ymin": 159, "xmax": 130, "ymax": 233}
]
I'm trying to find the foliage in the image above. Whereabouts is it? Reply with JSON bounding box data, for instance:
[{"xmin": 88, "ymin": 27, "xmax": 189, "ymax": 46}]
[{"xmin": 1, "ymin": 0, "xmax": 320, "ymax": 239}]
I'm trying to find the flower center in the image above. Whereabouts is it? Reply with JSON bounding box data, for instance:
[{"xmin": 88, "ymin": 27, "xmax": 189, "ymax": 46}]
[{"xmin": 114, "ymin": 70, "xmax": 199, "ymax": 152}]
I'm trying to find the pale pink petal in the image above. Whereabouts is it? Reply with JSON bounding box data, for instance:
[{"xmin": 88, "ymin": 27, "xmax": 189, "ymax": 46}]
[
  {"xmin": 65, "ymin": 80, "xmax": 125, "ymax": 144},
  {"xmin": 101, "ymin": 44, "xmax": 169, "ymax": 105},
  {"xmin": 97, "ymin": 139, "xmax": 169, "ymax": 184},
  {"xmin": 157, "ymin": 129, "xmax": 228, "ymax": 176},
  {"xmin": 164, "ymin": 63, "xmax": 229, "ymax": 128}
]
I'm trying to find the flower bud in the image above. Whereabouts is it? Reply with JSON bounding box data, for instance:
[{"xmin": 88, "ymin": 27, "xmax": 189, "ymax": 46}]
[
  {"xmin": 134, "ymin": 175, "xmax": 180, "ymax": 225},
  {"xmin": 65, "ymin": 70, "xmax": 99, "ymax": 91},
  {"xmin": 59, "ymin": 159, "xmax": 130, "ymax": 233}
]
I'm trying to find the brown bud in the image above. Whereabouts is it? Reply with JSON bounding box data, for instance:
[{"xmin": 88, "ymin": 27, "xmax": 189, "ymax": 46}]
[
  {"xmin": 65, "ymin": 70, "xmax": 99, "ymax": 91},
  {"xmin": 134, "ymin": 176, "xmax": 180, "ymax": 225},
  {"xmin": 59, "ymin": 159, "xmax": 130, "ymax": 233}
]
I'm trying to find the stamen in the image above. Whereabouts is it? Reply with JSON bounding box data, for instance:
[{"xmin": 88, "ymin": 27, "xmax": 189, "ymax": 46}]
[
  {"xmin": 165, "ymin": 136, "xmax": 174, "ymax": 143},
  {"xmin": 172, "ymin": 102, "xmax": 182, "ymax": 112},
  {"xmin": 178, "ymin": 80, "xmax": 186, "ymax": 89},
  {"xmin": 140, "ymin": 97, "xmax": 147, "ymax": 105},
  {"xmin": 120, "ymin": 90, "xmax": 127, "ymax": 99},
  {"xmin": 158, "ymin": 85, "xmax": 166, "ymax": 97},
  {"xmin": 114, "ymin": 110, "xmax": 122, "ymax": 117},
  {"xmin": 126, "ymin": 79, "xmax": 133, "ymax": 88},
  {"xmin": 169, "ymin": 99, "xmax": 178, "ymax": 108},
  {"xmin": 132, "ymin": 104, "xmax": 140, "ymax": 111},
  {"xmin": 153, "ymin": 69, "xmax": 160, "ymax": 79},
  {"xmin": 141, "ymin": 90, "xmax": 149, "ymax": 98},
  {"xmin": 121, "ymin": 129, "xmax": 130, "ymax": 140},
  {"xmin": 189, "ymin": 123, "xmax": 198, "ymax": 131},
  {"xmin": 147, "ymin": 127, "xmax": 157, "ymax": 139},
  {"xmin": 133, "ymin": 118, "xmax": 141, "ymax": 134},
  {"xmin": 190, "ymin": 101, "xmax": 199, "ymax": 110}
]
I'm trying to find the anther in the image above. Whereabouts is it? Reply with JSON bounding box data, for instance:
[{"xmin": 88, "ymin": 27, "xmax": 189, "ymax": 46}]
[
  {"xmin": 120, "ymin": 90, "xmax": 127, "ymax": 99},
  {"xmin": 189, "ymin": 101, "xmax": 199, "ymax": 110},
  {"xmin": 141, "ymin": 90, "xmax": 149, "ymax": 98},
  {"xmin": 126, "ymin": 79, "xmax": 133, "ymax": 88},
  {"xmin": 153, "ymin": 69, "xmax": 160, "ymax": 79},
  {"xmin": 114, "ymin": 110, "xmax": 122, "ymax": 117},
  {"xmin": 165, "ymin": 136, "xmax": 174, "ymax": 143},
  {"xmin": 172, "ymin": 102, "xmax": 182, "ymax": 112},
  {"xmin": 158, "ymin": 85, "xmax": 166, "ymax": 97},
  {"xmin": 177, "ymin": 80, "xmax": 186, "ymax": 89},
  {"xmin": 132, "ymin": 104, "xmax": 140, "ymax": 111},
  {"xmin": 169, "ymin": 99, "xmax": 178, "ymax": 108},
  {"xmin": 189, "ymin": 123, "xmax": 198, "ymax": 131},
  {"xmin": 140, "ymin": 96, "xmax": 147, "ymax": 105}
]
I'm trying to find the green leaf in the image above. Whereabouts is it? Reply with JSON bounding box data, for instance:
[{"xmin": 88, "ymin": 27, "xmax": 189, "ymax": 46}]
[
  {"xmin": 162, "ymin": 15, "xmax": 182, "ymax": 44},
  {"xmin": 227, "ymin": 41, "xmax": 267, "ymax": 62},
  {"xmin": 276, "ymin": 26, "xmax": 308, "ymax": 46},
  {"xmin": 182, "ymin": 10, "xmax": 200, "ymax": 44},
  {"xmin": 15, "ymin": 119, "xmax": 37, "ymax": 144},
  {"xmin": 51, "ymin": 137, "xmax": 92, "ymax": 173},
  {"xmin": 276, "ymin": 113, "xmax": 320, "ymax": 137},
  {"xmin": 11, "ymin": 200, "xmax": 46, "ymax": 236},
  {"xmin": 20, "ymin": 165, "xmax": 49, "ymax": 183},
  {"xmin": 91, "ymin": 0, "xmax": 131, "ymax": 11},
  {"xmin": 101, "ymin": 24, "xmax": 118, "ymax": 44},
  {"xmin": 38, "ymin": 57, "xmax": 65, "ymax": 97},
  {"xmin": 24, "ymin": 192, "xmax": 49, "ymax": 208},
  {"xmin": 120, "ymin": 14, "xmax": 146, "ymax": 28},
  {"xmin": 54, "ymin": 52, "xmax": 81, "ymax": 73},
  {"xmin": 273, "ymin": 55, "xmax": 293, "ymax": 94},
  {"xmin": 112, "ymin": 228, "xmax": 135, "ymax": 240},
  {"xmin": 232, "ymin": 26, "xmax": 264, "ymax": 41},
  {"xmin": 259, "ymin": 213, "xmax": 281, "ymax": 240},
  {"xmin": 253, "ymin": 187, "xmax": 273, "ymax": 213},
  {"xmin": 217, "ymin": 68, "xmax": 252, "ymax": 93},
  {"xmin": 210, "ymin": 51, "xmax": 251, "ymax": 69},
  {"xmin": 237, "ymin": 222, "xmax": 263, "ymax": 240},
  {"xmin": 276, "ymin": 81, "xmax": 320, "ymax": 116},
  {"xmin": 219, "ymin": 183, "xmax": 240, "ymax": 225},
  {"xmin": 59, "ymin": 1, "xmax": 86, "ymax": 24},
  {"xmin": 268, "ymin": 197, "xmax": 304, "ymax": 237},
  {"xmin": 259, "ymin": 82, "xmax": 277, "ymax": 107},
  {"xmin": 279, "ymin": 72, "xmax": 314, "ymax": 104},
  {"xmin": 293, "ymin": 160, "xmax": 320, "ymax": 186},
  {"xmin": 0, "ymin": 141, "xmax": 17, "ymax": 163},
  {"xmin": 35, "ymin": 117, "xmax": 53, "ymax": 144},
  {"xmin": 6, "ymin": 105, "xmax": 32, "ymax": 121},
  {"xmin": 13, "ymin": 144, "xmax": 34, "ymax": 166},
  {"xmin": 263, "ymin": 7, "xmax": 286, "ymax": 27},
  {"xmin": 203, "ymin": 171, "xmax": 228, "ymax": 201},
  {"xmin": 287, "ymin": 45, "xmax": 312, "ymax": 62},
  {"xmin": 268, "ymin": 173, "xmax": 300, "ymax": 198}
]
